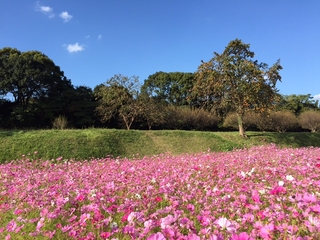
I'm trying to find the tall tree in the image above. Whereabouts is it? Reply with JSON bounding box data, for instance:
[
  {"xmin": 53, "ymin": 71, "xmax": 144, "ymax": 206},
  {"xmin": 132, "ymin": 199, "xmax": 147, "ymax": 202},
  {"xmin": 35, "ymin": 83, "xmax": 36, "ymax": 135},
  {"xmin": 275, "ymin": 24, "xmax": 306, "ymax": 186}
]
[
  {"xmin": 95, "ymin": 74, "xmax": 142, "ymax": 130},
  {"xmin": 0, "ymin": 47, "xmax": 76, "ymax": 128},
  {"xmin": 277, "ymin": 94, "xmax": 319, "ymax": 115},
  {"xmin": 0, "ymin": 47, "xmax": 67, "ymax": 108},
  {"xmin": 192, "ymin": 39, "xmax": 282, "ymax": 137},
  {"xmin": 141, "ymin": 71, "xmax": 194, "ymax": 106}
]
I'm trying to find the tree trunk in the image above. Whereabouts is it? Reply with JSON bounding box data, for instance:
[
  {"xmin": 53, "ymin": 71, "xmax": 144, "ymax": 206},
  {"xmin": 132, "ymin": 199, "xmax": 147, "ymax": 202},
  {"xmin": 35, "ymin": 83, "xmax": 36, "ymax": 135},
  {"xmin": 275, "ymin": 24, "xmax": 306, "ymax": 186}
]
[{"xmin": 237, "ymin": 113, "xmax": 247, "ymax": 138}]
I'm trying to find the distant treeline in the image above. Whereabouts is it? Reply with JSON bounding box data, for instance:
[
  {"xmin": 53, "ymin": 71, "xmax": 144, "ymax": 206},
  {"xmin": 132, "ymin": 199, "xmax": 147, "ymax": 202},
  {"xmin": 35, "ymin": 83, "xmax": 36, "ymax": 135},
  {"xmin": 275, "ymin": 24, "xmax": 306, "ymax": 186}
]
[{"xmin": 1, "ymin": 46, "xmax": 319, "ymax": 132}]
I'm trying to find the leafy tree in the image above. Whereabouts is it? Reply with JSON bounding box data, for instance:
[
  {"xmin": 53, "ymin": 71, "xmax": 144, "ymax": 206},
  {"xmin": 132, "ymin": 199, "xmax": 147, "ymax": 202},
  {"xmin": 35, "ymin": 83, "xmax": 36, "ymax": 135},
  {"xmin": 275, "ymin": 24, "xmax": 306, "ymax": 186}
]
[
  {"xmin": 277, "ymin": 94, "xmax": 319, "ymax": 115},
  {"xmin": 141, "ymin": 71, "xmax": 194, "ymax": 106},
  {"xmin": 138, "ymin": 93, "xmax": 166, "ymax": 130},
  {"xmin": 0, "ymin": 47, "xmax": 72, "ymax": 128},
  {"xmin": 0, "ymin": 47, "xmax": 67, "ymax": 108},
  {"xmin": 95, "ymin": 74, "xmax": 142, "ymax": 130},
  {"xmin": 192, "ymin": 39, "xmax": 282, "ymax": 137}
]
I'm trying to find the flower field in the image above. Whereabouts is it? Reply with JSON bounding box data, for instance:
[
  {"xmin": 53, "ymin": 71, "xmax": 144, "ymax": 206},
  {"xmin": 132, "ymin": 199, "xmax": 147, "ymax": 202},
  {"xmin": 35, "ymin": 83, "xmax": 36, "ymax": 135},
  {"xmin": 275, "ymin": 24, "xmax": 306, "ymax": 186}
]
[{"xmin": 1, "ymin": 144, "xmax": 320, "ymax": 239}]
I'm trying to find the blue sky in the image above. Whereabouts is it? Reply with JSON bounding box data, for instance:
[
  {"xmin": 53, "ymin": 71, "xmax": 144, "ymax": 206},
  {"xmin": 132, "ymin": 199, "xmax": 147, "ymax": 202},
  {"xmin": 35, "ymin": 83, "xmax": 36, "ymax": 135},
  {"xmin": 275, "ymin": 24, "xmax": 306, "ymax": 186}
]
[{"xmin": 1, "ymin": 1, "xmax": 320, "ymax": 100}]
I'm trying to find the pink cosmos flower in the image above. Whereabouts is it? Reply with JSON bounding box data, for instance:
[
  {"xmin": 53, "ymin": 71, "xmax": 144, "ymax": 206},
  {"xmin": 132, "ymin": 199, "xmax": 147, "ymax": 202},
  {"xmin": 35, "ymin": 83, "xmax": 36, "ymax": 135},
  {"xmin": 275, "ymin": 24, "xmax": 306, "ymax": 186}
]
[
  {"xmin": 216, "ymin": 217, "xmax": 236, "ymax": 232},
  {"xmin": 260, "ymin": 223, "xmax": 274, "ymax": 239},
  {"xmin": 13, "ymin": 209, "xmax": 23, "ymax": 215},
  {"xmin": 100, "ymin": 231, "xmax": 111, "ymax": 238},
  {"xmin": 43, "ymin": 230, "xmax": 56, "ymax": 239},
  {"xmin": 187, "ymin": 233, "xmax": 201, "ymax": 240},
  {"xmin": 208, "ymin": 234, "xmax": 224, "ymax": 240},
  {"xmin": 121, "ymin": 212, "xmax": 130, "ymax": 222},
  {"xmin": 40, "ymin": 208, "xmax": 48, "ymax": 217},
  {"xmin": 197, "ymin": 215, "xmax": 210, "ymax": 227},
  {"xmin": 61, "ymin": 225, "xmax": 72, "ymax": 232},
  {"xmin": 155, "ymin": 196, "xmax": 162, "ymax": 202},
  {"xmin": 36, "ymin": 217, "xmax": 45, "ymax": 231},
  {"xmin": 6, "ymin": 219, "xmax": 17, "ymax": 232},
  {"xmin": 147, "ymin": 232, "xmax": 166, "ymax": 240},
  {"xmin": 80, "ymin": 213, "xmax": 91, "ymax": 226},
  {"xmin": 305, "ymin": 215, "xmax": 320, "ymax": 232},
  {"xmin": 144, "ymin": 219, "xmax": 153, "ymax": 229},
  {"xmin": 231, "ymin": 232, "xmax": 252, "ymax": 240},
  {"xmin": 302, "ymin": 193, "xmax": 317, "ymax": 203},
  {"xmin": 163, "ymin": 227, "xmax": 175, "ymax": 238},
  {"xmin": 269, "ymin": 186, "xmax": 286, "ymax": 195},
  {"xmin": 160, "ymin": 215, "xmax": 175, "ymax": 229},
  {"xmin": 187, "ymin": 203, "xmax": 195, "ymax": 212},
  {"xmin": 75, "ymin": 194, "xmax": 86, "ymax": 202},
  {"xmin": 252, "ymin": 191, "xmax": 261, "ymax": 203},
  {"xmin": 14, "ymin": 224, "xmax": 24, "ymax": 233}
]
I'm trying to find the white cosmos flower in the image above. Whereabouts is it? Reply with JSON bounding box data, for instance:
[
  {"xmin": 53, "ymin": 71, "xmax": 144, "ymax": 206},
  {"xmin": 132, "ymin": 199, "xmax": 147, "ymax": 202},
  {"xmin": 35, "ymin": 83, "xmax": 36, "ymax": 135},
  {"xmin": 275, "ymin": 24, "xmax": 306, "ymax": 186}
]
[{"xmin": 286, "ymin": 175, "xmax": 294, "ymax": 181}]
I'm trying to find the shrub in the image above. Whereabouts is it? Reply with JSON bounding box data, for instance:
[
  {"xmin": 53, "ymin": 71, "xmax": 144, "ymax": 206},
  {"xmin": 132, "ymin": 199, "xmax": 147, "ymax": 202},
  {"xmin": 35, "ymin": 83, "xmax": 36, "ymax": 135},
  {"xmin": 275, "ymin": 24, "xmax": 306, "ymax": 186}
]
[
  {"xmin": 299, "ymin": 110, "xmax": 320, "ymax": 132},
  {"xmin": 163, "ymin": 106, "xmax": 220, "ymax": 130},
  {"xmin": 223, "ymin": 112, "xmax": 256, "ymax": 131},
  {"xmin": 269, "ymin": 111, "xmax": 298, "ymax": 133},
  {"xmin": 52, "ymin": 115, "xmax": 68, "ymax": 130},
  {"xmin": 250, "ymin": 111, "xmax": 272, "ymax": 132}
]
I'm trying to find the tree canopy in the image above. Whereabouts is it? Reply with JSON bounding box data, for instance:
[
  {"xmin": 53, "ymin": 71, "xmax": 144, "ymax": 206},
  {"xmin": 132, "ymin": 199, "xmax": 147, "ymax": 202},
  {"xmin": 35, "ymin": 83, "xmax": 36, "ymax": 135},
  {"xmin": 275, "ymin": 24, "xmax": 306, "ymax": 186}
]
[
  {"xmin": 141, "ymin": 71, "xmax": 194, "ymax": 106},
  {"xmin": 192, "ymin": 39, "xmax": 283, "ymax": 137},
  {"xmin": 95, "ymin": 74, "xmax": 142, "ymax": 130},
  {"xmin": 0, "ymin": 47, "xmax": 67, "ymax": 108}
]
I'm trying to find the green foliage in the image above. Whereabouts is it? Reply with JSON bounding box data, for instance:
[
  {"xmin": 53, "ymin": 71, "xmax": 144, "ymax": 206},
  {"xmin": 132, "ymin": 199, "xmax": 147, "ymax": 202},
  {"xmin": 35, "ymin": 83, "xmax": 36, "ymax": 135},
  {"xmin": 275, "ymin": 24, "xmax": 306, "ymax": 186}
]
[
  {"xmin": 95, "ymin": 74, "xmax": 142, "ymax": 130},
  {"xmin": 277, "ymin": 94, "xmax": 319, "ymax": 115},
  {"xmin": 0, "ymin": 47, "xmax": 98, "ymax": 129},
  {"xmin": 141, "ymin": 71, "xmax": 194, "ymax": 106},
  {"xmin": 138, "ymin": 93, "xmax": 166, "ymax": 130},
  {"xmin": 0, "ymin": 48, "xmax": 66, "ymax": 107},
  {"xmin": 192, "ymin": 39, "xmax": 282, "ymax": 137}
]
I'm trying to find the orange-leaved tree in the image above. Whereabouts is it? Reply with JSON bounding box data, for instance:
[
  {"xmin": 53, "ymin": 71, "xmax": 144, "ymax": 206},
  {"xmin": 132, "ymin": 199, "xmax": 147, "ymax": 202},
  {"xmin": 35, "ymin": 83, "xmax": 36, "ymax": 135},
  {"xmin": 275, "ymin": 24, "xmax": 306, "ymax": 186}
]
[{"xmin": 191, "ymin": 39, "xmax": 282, "ymax": 137}]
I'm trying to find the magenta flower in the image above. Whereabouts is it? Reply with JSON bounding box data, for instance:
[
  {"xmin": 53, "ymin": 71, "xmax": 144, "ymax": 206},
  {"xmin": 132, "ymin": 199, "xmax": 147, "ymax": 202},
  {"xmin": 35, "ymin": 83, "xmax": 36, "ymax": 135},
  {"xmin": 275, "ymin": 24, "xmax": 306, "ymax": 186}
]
[
  {"xmin": 260, "ymin": 223, "xmax": 274, "ymax": 239},
  {"xmin": 6, "ymin": 220, "xmax": 17, "ymax": 232},
  {"xmin": 231, "ymin": 232, "xmax": 252, "ymax": 240},
  {"xmin": 187, "ymin": 233, "xmax": 201, "ymax": 240},
  {"xmin": 160, "ymin": 215, "xmax": 175, "ymax": 229},
  {"xmin": 187, "ymin": 203, "xmax": 195, "ymax": 212},
  {"xmin": 252, "ymin": 191, "xmax": 261, "ymax": 203},
  {"xmin": 197, "ymin": 215, "xmax": 211, "ymax": 227},
  {"xmin": 269, "ymin": 185, "xmax": 286, "ymax": 195},
  {"xmin": 147, "ymin": 232, "xmax": 166, "ymax": 240},
  {"xmin": 100, "ymin": 232, "xmax": 111, "ymax": 238}
]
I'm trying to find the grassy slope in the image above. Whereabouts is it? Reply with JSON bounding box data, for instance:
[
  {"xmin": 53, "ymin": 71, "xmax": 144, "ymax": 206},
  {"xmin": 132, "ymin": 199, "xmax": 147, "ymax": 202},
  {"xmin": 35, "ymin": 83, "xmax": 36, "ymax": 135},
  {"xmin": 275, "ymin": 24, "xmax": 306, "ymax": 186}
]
[{"xmin": 0, "ymin": 129, "xmax": 320, "ymax": 163}]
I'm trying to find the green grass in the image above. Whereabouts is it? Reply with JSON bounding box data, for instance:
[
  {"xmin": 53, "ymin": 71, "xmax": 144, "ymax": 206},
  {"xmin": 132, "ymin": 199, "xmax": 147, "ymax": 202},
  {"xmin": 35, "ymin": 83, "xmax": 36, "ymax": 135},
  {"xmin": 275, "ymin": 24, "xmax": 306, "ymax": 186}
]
[{"xmin": 0, "ymin": 129, "xmax": 320, "ymax": 163}]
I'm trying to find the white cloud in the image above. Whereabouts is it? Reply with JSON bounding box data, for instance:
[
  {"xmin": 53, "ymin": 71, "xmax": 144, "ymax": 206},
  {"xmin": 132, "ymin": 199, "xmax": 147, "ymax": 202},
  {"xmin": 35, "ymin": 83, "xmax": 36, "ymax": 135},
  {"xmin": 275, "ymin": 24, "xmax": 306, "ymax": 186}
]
[
  {"xmin": 66, "ymin": 43, "xmax": 85, "ymax": 53},
  {"xmin": 313, "ymin": 94, "xmax": 320, "ymax": 101},
  {"xmin": 59, "ymin": 11, "xmax": 73, "ymax": 22},
  {"xmin": 35, "ymin": 1, "xmax": 54, "ymax": 18},
  {"xmin": 86, "ymin": 35, "xmax": 90, "ymax": 39},
  {"xmin": 98, "ymin": 35, "xmax": 102, "ymax": 40}
]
